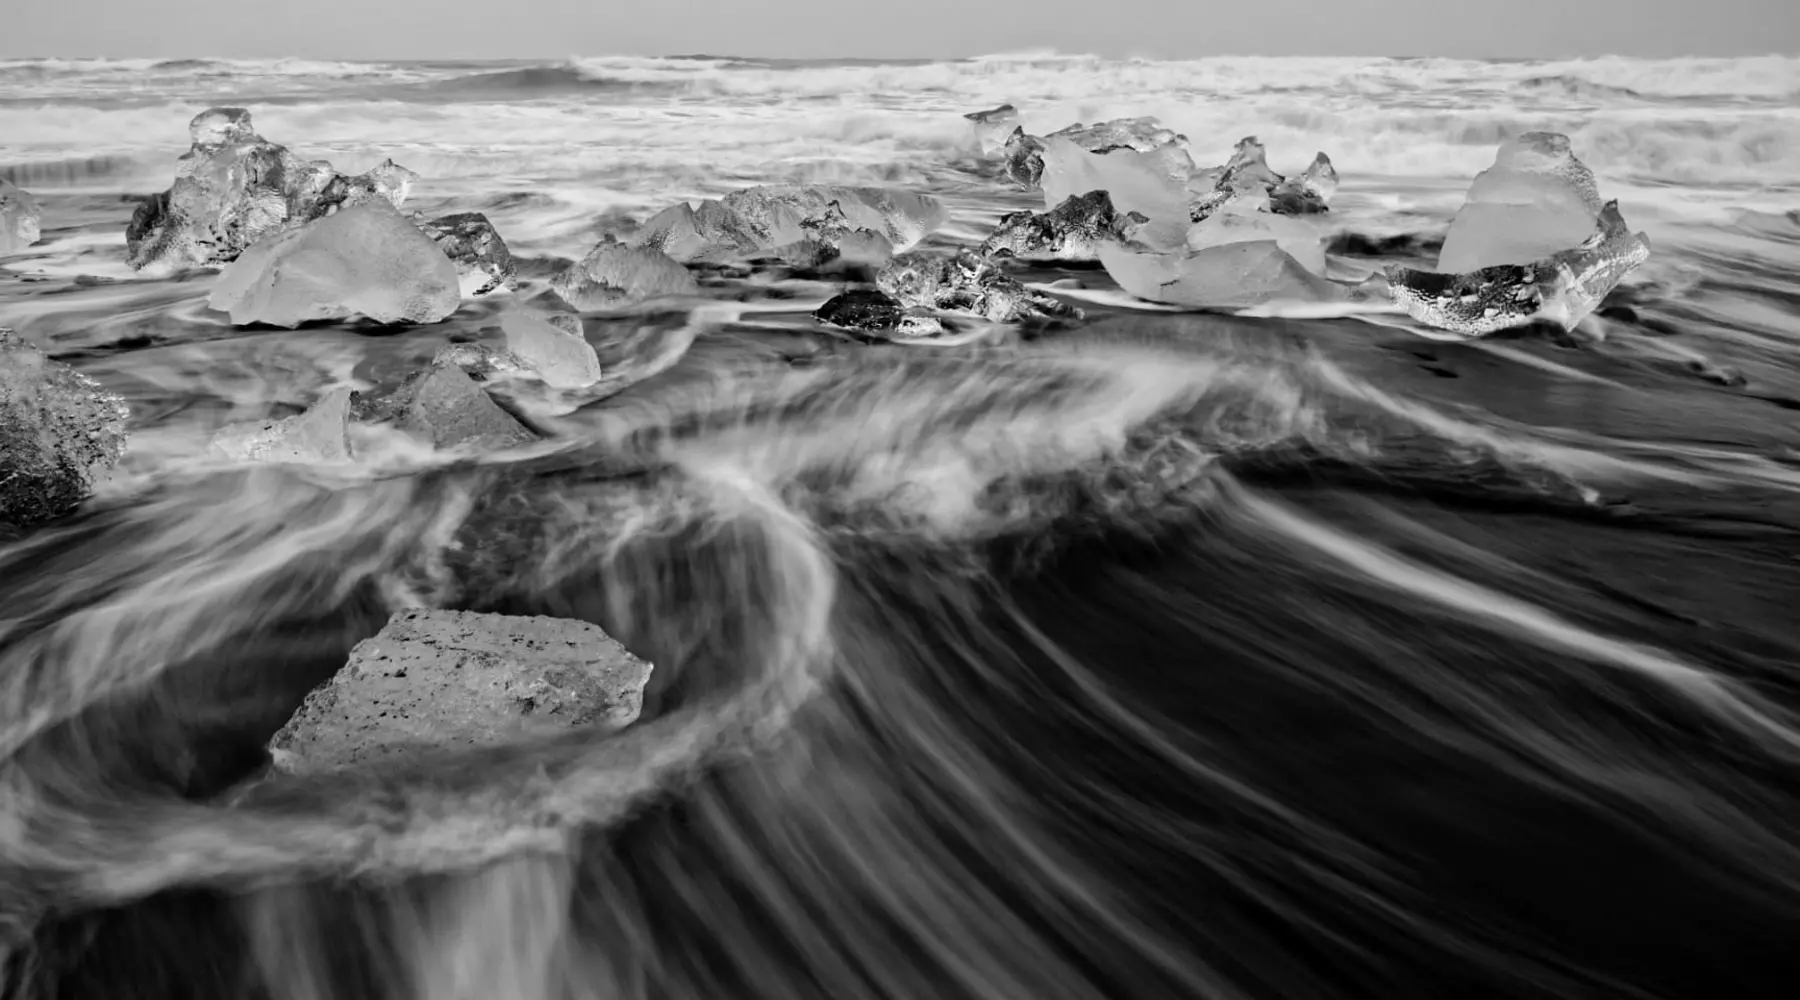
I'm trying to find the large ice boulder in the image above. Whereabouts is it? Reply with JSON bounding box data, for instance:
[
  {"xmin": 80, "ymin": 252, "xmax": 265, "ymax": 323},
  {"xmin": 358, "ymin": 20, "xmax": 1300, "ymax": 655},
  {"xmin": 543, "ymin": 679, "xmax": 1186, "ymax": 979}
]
[
  {"xmin": 268, "ymin": 609, "xmax": 653, "ymax": 776},
  {"xmin": 0, "ymin": 329, "xmax": 130, "ymax": 527},
  {"xmin": 549, "ymin": 239, "xmax": 699, "ymax": 310},
  {"xmin": 207, "ymin": 201, "xmax": 462, "ymax": 328},
  {"xmin": 0, "ymin": 179, "xmax": 42, "ymax": 255},
  {"xmin": 1038, "ymin": 137, "xmax": 1195, "ymax": 250},
  {"xmin": 1387, "ymin": 200, "xmax": 1651, "ymax": 339},
  {"xmin": 417, "ymin": 211, "xmax": 515, "ymax": 297},
  {"xmin": 1185, "ymin": 194, "xmax": 1329, "ymax": 274},
  {"xmin": 1437, "ymin": 132, "xmax": 1605, "ymax": 274},
  {"xmin": 631, "ymin": 199, "xmax": 767, "ymax": 262},
  {"xmin": 1098, "ymin": 241, "xmax": 1343, "ymax": 310},
  {"xmin": 125, "ymin": 107, "xmax": 418, "ymax": 272}
]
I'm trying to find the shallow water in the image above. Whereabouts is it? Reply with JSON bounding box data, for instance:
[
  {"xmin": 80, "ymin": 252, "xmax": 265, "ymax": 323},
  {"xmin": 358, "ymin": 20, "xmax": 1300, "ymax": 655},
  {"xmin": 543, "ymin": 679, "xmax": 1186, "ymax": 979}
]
[{"xmin": 3, "ymin": 53, "xmax": 1800, "ymax": 1000}]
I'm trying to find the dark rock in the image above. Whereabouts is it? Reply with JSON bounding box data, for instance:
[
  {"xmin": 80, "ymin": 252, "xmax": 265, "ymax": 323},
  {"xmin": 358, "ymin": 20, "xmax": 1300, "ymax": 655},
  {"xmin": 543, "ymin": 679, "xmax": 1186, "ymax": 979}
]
[
  {"xmin": 0, "ymin": 328, "xmax": 130, "ymax": 527},
  {"xmin": 418, "ymin": 212, "xmax": 515, "ymax": 296},
  {"xmin": 814, "ymin": 289, "xmax": 906, "ymax": 331}
]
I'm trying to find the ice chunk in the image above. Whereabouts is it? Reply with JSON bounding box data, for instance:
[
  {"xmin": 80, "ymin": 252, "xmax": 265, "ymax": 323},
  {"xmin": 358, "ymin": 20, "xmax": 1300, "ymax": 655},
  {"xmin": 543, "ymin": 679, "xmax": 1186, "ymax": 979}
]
[
  {"xmin": 877, "ymin": 249, "xmax": 1082, "ymax": 323},
  {"xmin": 377, "ymin": 362, "xmax": 538, "ymax": 450},
  {"xmin": 1099, "ymin": 241, "xmax": 1344, "ymax": 310},
  {"xmin": 1387, "ymin": 200, "xmax": 1651, "ymax": 339},
  {"xmin": 1048, "ymin": 117, "xmax": 1188, "ymax": 153},
  {"xmin": 721, "ymin": 185, "xmax": 948, "ymax": 254},
  {"xmin": 1003, "ymin": 130, "xmax": 1048, "ymax": 189},
  {"xmin": 268, "ymin": 608, "xmax": 652, "ymax": 775},
  {"xmin": 500, "ymin": 311, "xmax": 603, "ymax": 389},
  {"xmin": 632, "ymin": 199, "xmax": 763, "ymax": 261},
  {"xmin": 0, "ymin": 328, "xmax": 129, "ymax": 527},
  {"xmin": 1185, "ymin": 195, "xmax": 1329, "ymax": 274},
  {"xmin": 208, "ymin": 201, "xmax": 461, "ymax": 328},
  {"xmin": 964, "ymin": 104, "xmax": 1022, "ymax": 155},
  {"xmin": 432, "ymin": 341, "xmax": 534, "ymax": 381},
  {"xmin": 208, "ymin": 386, "xmax": 353, "ymax": 464},
  {"xmin": 981, "ymin": 190, "xmax": 1149, "ymax": 262},
  {"xmin": 418, "ymin": 211, "xmax": 515, "ymax": 297},
  {"xmin": 1437, "ymin": 132, "xmax": 1605, "ymax": 273},
  {"xmin": 549, "ymin": 240, "xmax": 699, "ymax": 310},
  {"xmin": 814, "ymin": 289, "xmax": 905, "ymax": 332},
  {"xmin": 0, "ymin": 179, "xmax": 42, "ymax": 255},
  {"xmin": 1038, "ymin": 137, "xmax": 1194, "ymax": 250}
]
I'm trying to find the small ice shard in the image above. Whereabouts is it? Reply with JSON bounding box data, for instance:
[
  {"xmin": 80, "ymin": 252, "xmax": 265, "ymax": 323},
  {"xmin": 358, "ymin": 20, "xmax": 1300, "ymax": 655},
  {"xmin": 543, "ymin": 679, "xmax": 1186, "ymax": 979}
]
[
  {"xmin": 1437, "ymin": 132, "xmax": 1605, "ymax": 273},
  {"xmin": 0, "ymin": 328, "xmax": 130, "ymax": 527},
  {"xmin": 432, "ymin": 341, "xmax": 534, "ymax": 381},
  {"xmin": 1268, "ymin": 153, "xmax": 1338, "ymax": 215},
  {"xmin": 1038, "ymin": 137, "xmax": 1195, "ymax": 249},
  {"xmin": 720, "ymin": 185, "xmax": 948, "ymax": 254},
  {"xmin": 0, "ymin": 179, "xmax": 43, "ymax": 255},
  {"xmin": 208, "ymin": 386, "xmax": 353, "ymax": 464},
  {"xmin": 979, "ymin": 189, "xmax": 1150, "ymax": 262},
  {"xmin": 417, "ymin": 211, "xmax": 515, "ymax": 297},
  {"xmin": 500, "ymin": 311, "xmax": 603, "ymax": 389},
  {"xmin": 360, "ymin": 361, "xmax": 538, "ymax": 451},
  {"xmin": 1185, "ymin": 194, "xmax": 1329, "ymax": 274},
  {"xmin": 1003, "ymin": 129, "xmax": 1048, "ymax": 189},
  {"xmin": 1098, "ymin": 240, "xmax": 1344, "ymax": 310},
  {"xmin": 814, "ymin": 288, "xmax": 906, "ymax": 332},
  {"xmin": 550, "ymin": 239, "xmax": 700, "ymax": 310},
  {"xmin": 125, "ymin": 107, "xmax": 422, "ymax": 272},
  {"xmin": 268, "ymin": 608, "xmax": 652, "ymax": 776},
  {"xmin": 1386, "ymin": 199, "xmax": 1652, "ymax": 339},
  {"xmin": 877, "ymin": 249, "xmax": 1082, "ymax": 323},
  {"xmin": 207, "ymin": 201, "xmax": 462, "ymax": 328},
  {"xmin": 1047, "ymin": 117, "xmax": 1188, "ymax": 153},
  {"xmin": 964, "ymin": 104, "xmax": 1023, "ymax": 155}
]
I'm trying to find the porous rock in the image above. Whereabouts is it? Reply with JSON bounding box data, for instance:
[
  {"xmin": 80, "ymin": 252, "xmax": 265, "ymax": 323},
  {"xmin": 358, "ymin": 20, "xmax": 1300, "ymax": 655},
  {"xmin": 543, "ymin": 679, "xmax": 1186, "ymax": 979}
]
[
  {"xmin": 0, "ymin": 179, "xmax": 42, "ymax": 255},
  {"xmin": 0, "ymin": 329, "xmax": 130, "ymax": 527},
  {"xmin": 207, "ymin": 201, "xmax": 462, "ymax": 328},
  {"xmin": 268, "ymin": 608, "xmax": 653, "ymax": 775}
]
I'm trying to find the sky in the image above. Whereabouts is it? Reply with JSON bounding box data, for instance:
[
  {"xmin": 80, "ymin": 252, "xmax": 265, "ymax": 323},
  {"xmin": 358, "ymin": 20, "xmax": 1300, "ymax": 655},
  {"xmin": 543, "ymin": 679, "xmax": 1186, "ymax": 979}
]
[{"xmin": 4, "ymin": 0, "xmax": 1797, "ymax": 61}]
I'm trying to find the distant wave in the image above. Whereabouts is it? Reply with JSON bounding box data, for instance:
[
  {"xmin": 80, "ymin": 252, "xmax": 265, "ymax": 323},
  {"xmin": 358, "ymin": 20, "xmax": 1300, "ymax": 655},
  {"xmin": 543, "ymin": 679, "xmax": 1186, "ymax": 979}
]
[{"xmin": 418, "ymin": 65, "xmax": 671, "ymax": 98}]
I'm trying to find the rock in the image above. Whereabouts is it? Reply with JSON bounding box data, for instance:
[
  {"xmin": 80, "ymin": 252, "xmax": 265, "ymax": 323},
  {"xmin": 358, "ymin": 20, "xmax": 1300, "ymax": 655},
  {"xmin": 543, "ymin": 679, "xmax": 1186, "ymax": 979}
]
[
  {"xmin": 979, "ymin": 189, "xmax": 1148, "ymax": 262},
  {"xmin": 0, "ymin": 179, "xmax": 43, "ymax": 255},
  {"xmin": 500, "ymin": 311, "xmax": 603, "ymax": 389},
  {"xmin": 268, "ymin": 609, "xmax": 653, "ymax": 776},
  {"xmin": 1047, "ymin": 117, "xmax": 1187, "ymax": 153},
  {"xmin": 1002, "ymin": 129, "xmax": 1048, "ymax": 190},
  {"xmin": 1185, "ymin": 195, "xmax": 1329, "ymax": 274},
  {"xmin": 549, "ymin": 240, "xmax": 699, "ymax": 310},
  {"xmin": 125, "ymin": 107, "xmax": 419, "ymax": 272},
  {"xmin": 418, "ymin": 212, "xmax": 515, "ymax": 297},
  {"xmin": 1437, "ymin": 132, "xmax": 1605, "ymax": 274},
  {"xmin": 1386, "ymin": 200, "xmax": 1652, "ymax": 339},
  {"xmin": 720, "ymin": 185, "xmax": 947, "ymax": 255},
  {"xmin": 0, "ymin": 329, "xmax": 130, "ymax": 527},
  {"xmin": 432, "ymin": 341, "xmax": 533, "ymax": 382},
  {"xmin": 357, "ymin": 362, "xmax": 538, "ymax": 451},
  {"xmin": 1098, "ymin": 241, "xmax": 1344, "ymax": 310},
  {"xmin": 814, "ymin": 289, "xmax": 905, "ymax": 331},
  {"xmin": 877, "ymin": 249, "xmax": 1082, "ymax": 324},
  {"xmin": 208, "ymin": 201, "xmax": 462, "ymax": 328},
  {"xmin": 1037, "ymin": 137, "xmax": 1195, "ymax": 250},
  {"xmin": 208, "ymin": 386, "xmax": 353, "ymax": 464},
  {"xmin": 964, "ymin": 104, "xmax": 1022, "ymax": 155}
]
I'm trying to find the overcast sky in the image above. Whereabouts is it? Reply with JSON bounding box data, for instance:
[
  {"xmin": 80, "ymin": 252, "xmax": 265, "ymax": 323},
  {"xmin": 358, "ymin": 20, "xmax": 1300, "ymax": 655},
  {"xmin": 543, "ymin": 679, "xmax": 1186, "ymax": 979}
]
[{"xmin": 5, "ymin": 0, "xmax": 1797, "ymax": 60}]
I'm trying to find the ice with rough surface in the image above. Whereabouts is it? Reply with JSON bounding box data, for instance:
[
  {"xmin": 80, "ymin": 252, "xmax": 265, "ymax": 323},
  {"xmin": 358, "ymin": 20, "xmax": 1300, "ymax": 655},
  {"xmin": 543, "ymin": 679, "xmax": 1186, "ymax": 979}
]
[
  {"xmin": 0, "ymin": 179, "xmax": 42, "ymax": 255},
  {"xmin": 550, "ymin": 240, "xmax": 700, "ymax": 310},
  {"xmin": 1099, "ymin": 241, "xmax": 1344, "ymax": 310},
  {"xmin": 1038, "ymin": 137, "xmax": 1194, "ymax": 250},
  {"xmin": 1438, "ymin": 132, "xmax": 1606, "ymax": 273},
  {"xmin": 1185, "ymin": 196, "xmax": 1329, "ymax": 274},
  {"xmin": 208, "ymin": 201, "xmax": 461, "ymax": 328},
  {"xmin": 721, "ymin": 185, "xmax": 948, "ymax": 254},
  {"xmin": 208, "ymin": 386, "xmax": 353, "ymax": 464},
  {"xmin": 1047, "ymin": 117, "xmax": 1187, "ymax": 153},
  {"xmin": 501, "ymin": 311, "xmax": 603, "ymax": 389},
  {"xmin": 418, "ymin": 211, "xmax": 515, "ymax": 297},
  {"xmin": 269, "ymin": 608, "xmax": 653, "ymax": 775},
  {"xmin": 0, "ymin": 329, "xmax": 130, "ymax": 527}
]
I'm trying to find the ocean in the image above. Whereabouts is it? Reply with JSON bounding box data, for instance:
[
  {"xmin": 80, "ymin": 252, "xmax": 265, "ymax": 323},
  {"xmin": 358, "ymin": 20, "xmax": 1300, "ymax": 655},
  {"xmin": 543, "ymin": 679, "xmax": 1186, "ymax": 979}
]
[{"xmin": 3, "ymin": 51, "xmax": 1800, "ymax": 1000}]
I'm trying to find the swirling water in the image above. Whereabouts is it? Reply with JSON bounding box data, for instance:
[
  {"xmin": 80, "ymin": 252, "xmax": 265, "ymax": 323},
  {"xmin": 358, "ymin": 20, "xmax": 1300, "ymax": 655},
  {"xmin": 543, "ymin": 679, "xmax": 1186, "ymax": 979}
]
[{"xmin": 3, "ymin": 52, "xmax": 1800, "ymax": 1000}]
